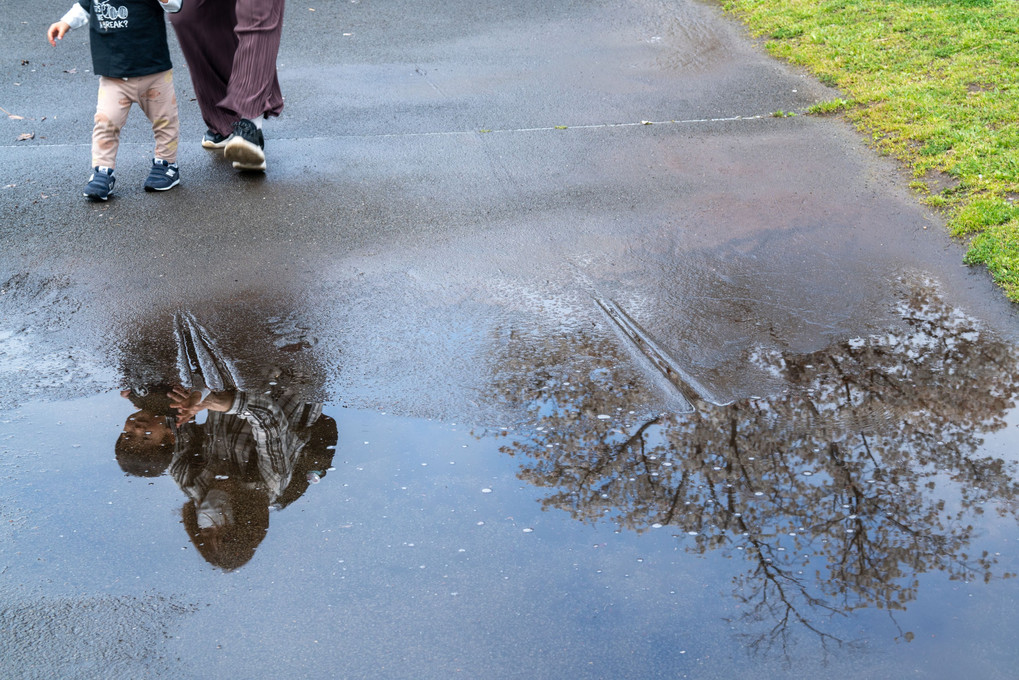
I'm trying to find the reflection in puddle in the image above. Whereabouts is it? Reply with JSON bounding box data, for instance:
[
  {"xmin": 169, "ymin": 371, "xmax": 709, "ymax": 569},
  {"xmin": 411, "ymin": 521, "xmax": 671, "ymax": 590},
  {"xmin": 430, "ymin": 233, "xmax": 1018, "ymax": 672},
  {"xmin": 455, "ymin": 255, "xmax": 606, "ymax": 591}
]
[
  {"xmin": 118, "ymin": 312, "xmax": 337, "ymax": 571},
  {"xmin": 4, "ymin": 282, "xmax": 1019, "ymax": 674},
  {"xmin": 169, "ymin": 397, "xmax": 336, "ymax": 571},
  {"xmin": 493, "ymin": 282, "xmax": 1019, "ymax": 653}
]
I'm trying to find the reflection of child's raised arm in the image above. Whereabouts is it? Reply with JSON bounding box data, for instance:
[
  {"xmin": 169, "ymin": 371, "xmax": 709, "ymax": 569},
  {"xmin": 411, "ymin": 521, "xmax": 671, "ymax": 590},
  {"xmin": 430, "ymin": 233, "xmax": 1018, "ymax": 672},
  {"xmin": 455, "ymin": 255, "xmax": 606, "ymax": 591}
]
[
  {"xmin": 167, "ymin": 386, "xmax": 235, "ymax": 426},
  {"xmin": 46, "ymin": 4, "xmax": 87, "ymax": 47}
]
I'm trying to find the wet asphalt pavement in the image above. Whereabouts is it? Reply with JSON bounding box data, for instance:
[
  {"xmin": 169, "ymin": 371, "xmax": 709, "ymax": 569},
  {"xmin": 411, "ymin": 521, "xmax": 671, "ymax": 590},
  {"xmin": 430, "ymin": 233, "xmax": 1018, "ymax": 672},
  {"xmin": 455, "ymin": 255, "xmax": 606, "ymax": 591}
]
[{"xmin": 3, "ymin": 0, "xmax": 1019, "ymax": 678}]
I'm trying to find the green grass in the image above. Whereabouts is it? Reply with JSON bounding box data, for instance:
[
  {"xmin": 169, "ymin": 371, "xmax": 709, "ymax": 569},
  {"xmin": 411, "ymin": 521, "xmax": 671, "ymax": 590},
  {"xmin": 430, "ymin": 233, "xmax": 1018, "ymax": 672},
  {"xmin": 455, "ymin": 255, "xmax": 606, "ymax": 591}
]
[
  {"xmin": 806, "ymin": 97, "xmax": 855, "ymax": 115},
  {"xmin": 722, "ymin": 0, "xmax": 1019, "ymax": 301}
]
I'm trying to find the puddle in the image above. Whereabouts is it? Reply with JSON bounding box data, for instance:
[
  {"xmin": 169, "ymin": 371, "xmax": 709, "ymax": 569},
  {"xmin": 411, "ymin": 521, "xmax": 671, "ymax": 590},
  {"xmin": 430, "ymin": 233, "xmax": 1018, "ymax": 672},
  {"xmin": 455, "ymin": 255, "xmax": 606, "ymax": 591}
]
[
  {"xmin": 5, "ymin": 0, "xmax": 1017, "ymax": 674},
  {"xmin": 2, "ymin": 285, "xmax": 1019, "ymax": 679},
  {"xmin": 493, "ymin": 282, "xmax": 1019, "ymax": 662}
]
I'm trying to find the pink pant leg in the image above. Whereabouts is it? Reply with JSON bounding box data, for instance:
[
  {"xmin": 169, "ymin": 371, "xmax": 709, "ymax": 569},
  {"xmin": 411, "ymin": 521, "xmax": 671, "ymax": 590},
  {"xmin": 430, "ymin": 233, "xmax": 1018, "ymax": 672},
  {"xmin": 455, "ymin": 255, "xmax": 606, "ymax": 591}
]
[
  {"xmin": 92, "ymin": 77, "xmax": 133, "ymax": 168},
  {"xmin": 135, "ymin": 70, "xmax": 181, "ymax": 163},
  {"xmin": 92, "ymin": 72, "xmax": 181, "ymax": 167}
]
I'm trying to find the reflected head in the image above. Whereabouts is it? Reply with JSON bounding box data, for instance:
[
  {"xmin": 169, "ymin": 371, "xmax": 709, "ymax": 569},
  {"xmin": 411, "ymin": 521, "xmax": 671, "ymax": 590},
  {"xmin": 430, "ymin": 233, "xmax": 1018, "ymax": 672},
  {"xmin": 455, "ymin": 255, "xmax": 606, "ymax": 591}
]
[{"xmin": 116, "ymin": 410, "xmax": 174, "ymax": 477}]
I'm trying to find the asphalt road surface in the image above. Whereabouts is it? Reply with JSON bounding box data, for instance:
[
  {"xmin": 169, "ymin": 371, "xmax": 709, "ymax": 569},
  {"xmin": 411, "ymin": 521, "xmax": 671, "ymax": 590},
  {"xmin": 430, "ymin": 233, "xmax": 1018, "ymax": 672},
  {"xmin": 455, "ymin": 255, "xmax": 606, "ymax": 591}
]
[{"xmin": 3, "ymin": 1, "xmax": 1019, "ymax": 678}]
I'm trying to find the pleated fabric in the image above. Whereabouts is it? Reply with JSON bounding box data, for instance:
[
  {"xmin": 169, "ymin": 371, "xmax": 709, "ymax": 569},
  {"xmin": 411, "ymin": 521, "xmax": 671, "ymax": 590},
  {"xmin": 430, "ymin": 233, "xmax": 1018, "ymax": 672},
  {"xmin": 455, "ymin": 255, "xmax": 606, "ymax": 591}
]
[{"xmin": 170, "ymin": 0, "xmax": 285, "ymax": 136}]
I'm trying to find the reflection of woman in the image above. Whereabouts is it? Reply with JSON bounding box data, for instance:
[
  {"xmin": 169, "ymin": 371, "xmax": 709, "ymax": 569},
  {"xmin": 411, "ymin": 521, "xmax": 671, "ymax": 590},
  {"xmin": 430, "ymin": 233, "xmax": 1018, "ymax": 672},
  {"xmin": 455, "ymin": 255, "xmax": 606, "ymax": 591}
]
[{"xmin": 168, "ymin": 387, "xmax": 336, "ymax": 571}]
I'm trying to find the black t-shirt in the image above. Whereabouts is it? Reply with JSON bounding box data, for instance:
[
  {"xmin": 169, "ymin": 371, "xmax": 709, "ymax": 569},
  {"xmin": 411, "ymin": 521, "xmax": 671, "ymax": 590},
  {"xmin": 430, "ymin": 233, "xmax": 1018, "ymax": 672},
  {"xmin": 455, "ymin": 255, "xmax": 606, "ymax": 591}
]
[{"xmin": 78, "ymin": 0, "xmax": 172, "ymax": 78}]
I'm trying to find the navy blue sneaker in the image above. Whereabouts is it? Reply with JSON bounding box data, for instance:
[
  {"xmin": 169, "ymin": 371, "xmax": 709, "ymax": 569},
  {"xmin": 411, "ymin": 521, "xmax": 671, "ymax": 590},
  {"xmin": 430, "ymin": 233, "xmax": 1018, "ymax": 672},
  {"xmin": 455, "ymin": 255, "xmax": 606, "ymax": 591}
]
[
  {"xmin": 202, "ymin": 129, "xmax": 229, "ymax": 149},
  {"xmin": 143, "ymin": 159, "xmax": 180, "ymax": 192},
  {"xmin": 83, "ymin": 166, "xmax": 115, "ymax": 201},
  {"xmin": 224, "ymin": 118, "xmax": 266, "ymax": 171}
]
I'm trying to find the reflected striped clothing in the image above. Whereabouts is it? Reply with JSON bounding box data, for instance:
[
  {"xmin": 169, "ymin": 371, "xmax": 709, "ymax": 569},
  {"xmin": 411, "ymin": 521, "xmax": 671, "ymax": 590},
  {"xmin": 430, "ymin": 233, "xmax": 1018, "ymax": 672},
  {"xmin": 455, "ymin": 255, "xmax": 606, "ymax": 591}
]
[{"xmin": 170, "ymin": 391, "xmax": 322, "ymax": 505}]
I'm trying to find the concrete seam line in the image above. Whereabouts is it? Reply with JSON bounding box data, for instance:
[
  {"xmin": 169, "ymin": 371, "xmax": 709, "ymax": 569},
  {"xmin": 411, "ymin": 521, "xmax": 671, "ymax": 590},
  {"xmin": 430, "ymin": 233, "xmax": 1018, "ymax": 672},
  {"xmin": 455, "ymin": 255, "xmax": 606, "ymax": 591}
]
[
  {"xmin": 0, "ymin": 114, "xmax": 776, "ymax": 149},
  {"xmin": 373, "ymin": 114, "xmax": 770, "ymax": 138}
]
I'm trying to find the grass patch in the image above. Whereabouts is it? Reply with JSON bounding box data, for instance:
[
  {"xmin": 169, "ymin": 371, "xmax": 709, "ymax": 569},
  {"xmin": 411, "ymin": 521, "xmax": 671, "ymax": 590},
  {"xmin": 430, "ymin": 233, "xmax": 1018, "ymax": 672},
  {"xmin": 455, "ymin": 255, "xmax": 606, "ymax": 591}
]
[
  {"xmin": 964, "ymin": 219, "xmax": 1019, "ymax": 298},
  {"xmin": 807, "ymin": 98, "xmax": 855, "ymax": 115},
  {"xmin": 722, "ymin": 0, "xmax": 1019, "ymax": 301},
  {"xmin": 951, "ymin": 198, "xmax": 1019, "ymax": 235}
]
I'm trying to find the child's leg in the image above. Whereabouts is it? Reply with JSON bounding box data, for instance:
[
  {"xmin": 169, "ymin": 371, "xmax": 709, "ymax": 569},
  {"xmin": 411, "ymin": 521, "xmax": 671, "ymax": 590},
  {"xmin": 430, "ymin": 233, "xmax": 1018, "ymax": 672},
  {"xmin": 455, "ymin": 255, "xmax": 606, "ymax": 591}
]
[
  {"xmin": 136, "ymin": 69, "xmax": 180, "ymax": 164},
  {"xmin": 92, "ymin": 77, "xmax": 134, "ymax": 168}
]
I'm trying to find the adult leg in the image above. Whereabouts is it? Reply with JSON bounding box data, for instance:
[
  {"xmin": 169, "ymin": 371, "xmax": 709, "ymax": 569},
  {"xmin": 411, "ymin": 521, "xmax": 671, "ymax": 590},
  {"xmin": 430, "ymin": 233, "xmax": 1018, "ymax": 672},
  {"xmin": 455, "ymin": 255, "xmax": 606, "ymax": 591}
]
[
  {"xmin": 221, "ymin": 0, "xmax": 284, "ymax": 170},
  {"xmin": 169, "ymin": 0, "xmax": 238, "ymax": 137},
  {"xmin": 220, "ymin": 0, "xmax": 285, "ymax": 121}
]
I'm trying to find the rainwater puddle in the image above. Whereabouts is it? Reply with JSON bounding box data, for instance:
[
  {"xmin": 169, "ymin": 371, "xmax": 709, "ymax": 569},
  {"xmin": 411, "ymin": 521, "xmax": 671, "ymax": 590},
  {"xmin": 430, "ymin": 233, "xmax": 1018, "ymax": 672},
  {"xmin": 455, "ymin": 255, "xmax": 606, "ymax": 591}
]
[{"xmin": 3, "ymin": 292, "xmax": 1019, "ymax": 679}]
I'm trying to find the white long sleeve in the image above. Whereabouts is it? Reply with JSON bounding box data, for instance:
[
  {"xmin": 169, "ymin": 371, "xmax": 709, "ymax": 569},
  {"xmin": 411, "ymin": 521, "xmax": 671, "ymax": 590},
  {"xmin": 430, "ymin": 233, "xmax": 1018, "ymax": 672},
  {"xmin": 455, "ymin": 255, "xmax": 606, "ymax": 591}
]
[
  {"xmin": 160, "ymin": 0, "xmax": 183, "ymax": 13},
  {"xmin": 59, "ymin": 3, "xmax": 89, "ymax": 29}
]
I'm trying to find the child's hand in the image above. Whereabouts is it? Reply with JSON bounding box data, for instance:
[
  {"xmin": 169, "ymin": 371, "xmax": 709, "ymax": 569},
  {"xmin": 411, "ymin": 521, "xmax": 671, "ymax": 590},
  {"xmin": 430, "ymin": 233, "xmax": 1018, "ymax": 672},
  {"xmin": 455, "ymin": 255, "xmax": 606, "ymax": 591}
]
[
  {"xmin": 47, "ymin": 22, "xmax": 70, "ymax": 47},
  {"xmin": 167, "ymin": 386, "xmax": 236, "ymax": 426},
  {"xmin": 168, "ymin": 385, "xmax": 206, "ymax": 425}
]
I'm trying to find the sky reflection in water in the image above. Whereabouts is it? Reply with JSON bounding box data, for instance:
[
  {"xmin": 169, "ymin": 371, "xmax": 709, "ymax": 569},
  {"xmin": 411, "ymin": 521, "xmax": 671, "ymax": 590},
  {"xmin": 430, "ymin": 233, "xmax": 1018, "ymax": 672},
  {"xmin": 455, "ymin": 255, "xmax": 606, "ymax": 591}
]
[
  {"xmin": 490, "ymin": 281, "xmax": 1019, "ymax": 655},
  {"xmin": 2, "ymin": 283, "xmax": 1019, "ymax": 676}
]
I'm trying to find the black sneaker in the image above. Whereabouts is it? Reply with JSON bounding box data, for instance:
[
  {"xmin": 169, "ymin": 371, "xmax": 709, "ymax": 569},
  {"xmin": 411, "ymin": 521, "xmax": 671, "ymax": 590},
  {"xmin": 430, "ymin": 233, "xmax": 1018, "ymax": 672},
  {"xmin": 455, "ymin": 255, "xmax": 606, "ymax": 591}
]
[
  {"xmin": 143, "ymin": 159, "xmax": 180, "ymax": 192},
  {"xmin": 224, "ymin": 118, "xmax": 266, "ymax": 171},
  {"xmin": 83, "ymin": 166, "xmax": 115, "ymax": 201},
  {"xmin": 202, "ymin": 129, "xmax": 229, "ymax": 149}
]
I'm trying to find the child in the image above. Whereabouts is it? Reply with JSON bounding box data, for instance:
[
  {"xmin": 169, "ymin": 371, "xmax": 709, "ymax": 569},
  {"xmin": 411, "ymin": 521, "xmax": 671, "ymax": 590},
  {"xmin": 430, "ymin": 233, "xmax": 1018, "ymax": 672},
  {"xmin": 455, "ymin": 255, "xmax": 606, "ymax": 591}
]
[{"xmin": 47, "ymin": 0, "xmax": 183, "ymax": 201}]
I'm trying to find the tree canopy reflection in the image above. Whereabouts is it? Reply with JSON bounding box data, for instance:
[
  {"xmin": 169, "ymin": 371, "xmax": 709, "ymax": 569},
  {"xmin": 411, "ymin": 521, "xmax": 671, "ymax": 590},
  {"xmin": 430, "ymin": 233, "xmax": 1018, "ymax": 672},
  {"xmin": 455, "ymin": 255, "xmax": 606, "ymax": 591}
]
[{"xmin": 489, "ymin": 282, "xmax": 1019, "ymax": 653}]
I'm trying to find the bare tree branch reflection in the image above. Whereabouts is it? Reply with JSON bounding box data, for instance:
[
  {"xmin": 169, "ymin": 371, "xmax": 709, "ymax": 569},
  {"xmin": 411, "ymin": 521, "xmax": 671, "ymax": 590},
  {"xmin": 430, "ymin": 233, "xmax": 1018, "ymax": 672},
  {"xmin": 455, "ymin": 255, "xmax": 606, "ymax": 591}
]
[{"xmin": 488, "ymin": 282, "xmax": 1019, "ymax": 654}]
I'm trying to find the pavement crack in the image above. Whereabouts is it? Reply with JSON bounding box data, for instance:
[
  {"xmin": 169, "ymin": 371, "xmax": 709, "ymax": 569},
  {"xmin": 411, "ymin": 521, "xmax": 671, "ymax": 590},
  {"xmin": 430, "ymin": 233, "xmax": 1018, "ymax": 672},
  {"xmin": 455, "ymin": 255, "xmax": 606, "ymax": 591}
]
[{"xmin": 369, "ymin": 113, "xmax": 771, "ymax": 139}]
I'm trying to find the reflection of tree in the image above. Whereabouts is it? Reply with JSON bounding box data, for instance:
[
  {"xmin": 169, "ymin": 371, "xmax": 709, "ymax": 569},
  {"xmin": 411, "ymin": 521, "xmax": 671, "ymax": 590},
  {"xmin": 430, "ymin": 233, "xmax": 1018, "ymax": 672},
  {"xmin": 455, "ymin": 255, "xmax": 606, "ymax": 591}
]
[{"xmin": 488, "ymin": 283, "xmax": 1019, "ymax": 654}]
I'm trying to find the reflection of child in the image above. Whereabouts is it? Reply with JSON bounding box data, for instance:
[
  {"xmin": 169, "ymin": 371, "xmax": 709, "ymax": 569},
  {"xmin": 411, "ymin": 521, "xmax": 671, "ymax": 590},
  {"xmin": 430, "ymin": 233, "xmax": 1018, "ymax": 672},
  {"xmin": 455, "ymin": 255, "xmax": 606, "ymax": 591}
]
[{"xmin": 47, "ymin": 0, "xmax": 183, "ymax": 200}]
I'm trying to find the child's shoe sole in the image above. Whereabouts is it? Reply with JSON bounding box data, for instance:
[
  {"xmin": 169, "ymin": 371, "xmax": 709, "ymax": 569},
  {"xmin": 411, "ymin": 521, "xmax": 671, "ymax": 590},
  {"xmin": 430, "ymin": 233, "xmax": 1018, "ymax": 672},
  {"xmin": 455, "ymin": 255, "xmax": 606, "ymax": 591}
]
[{"xmin": 144, "ymin": 177, "xmax": 180, "ymax": 192}]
